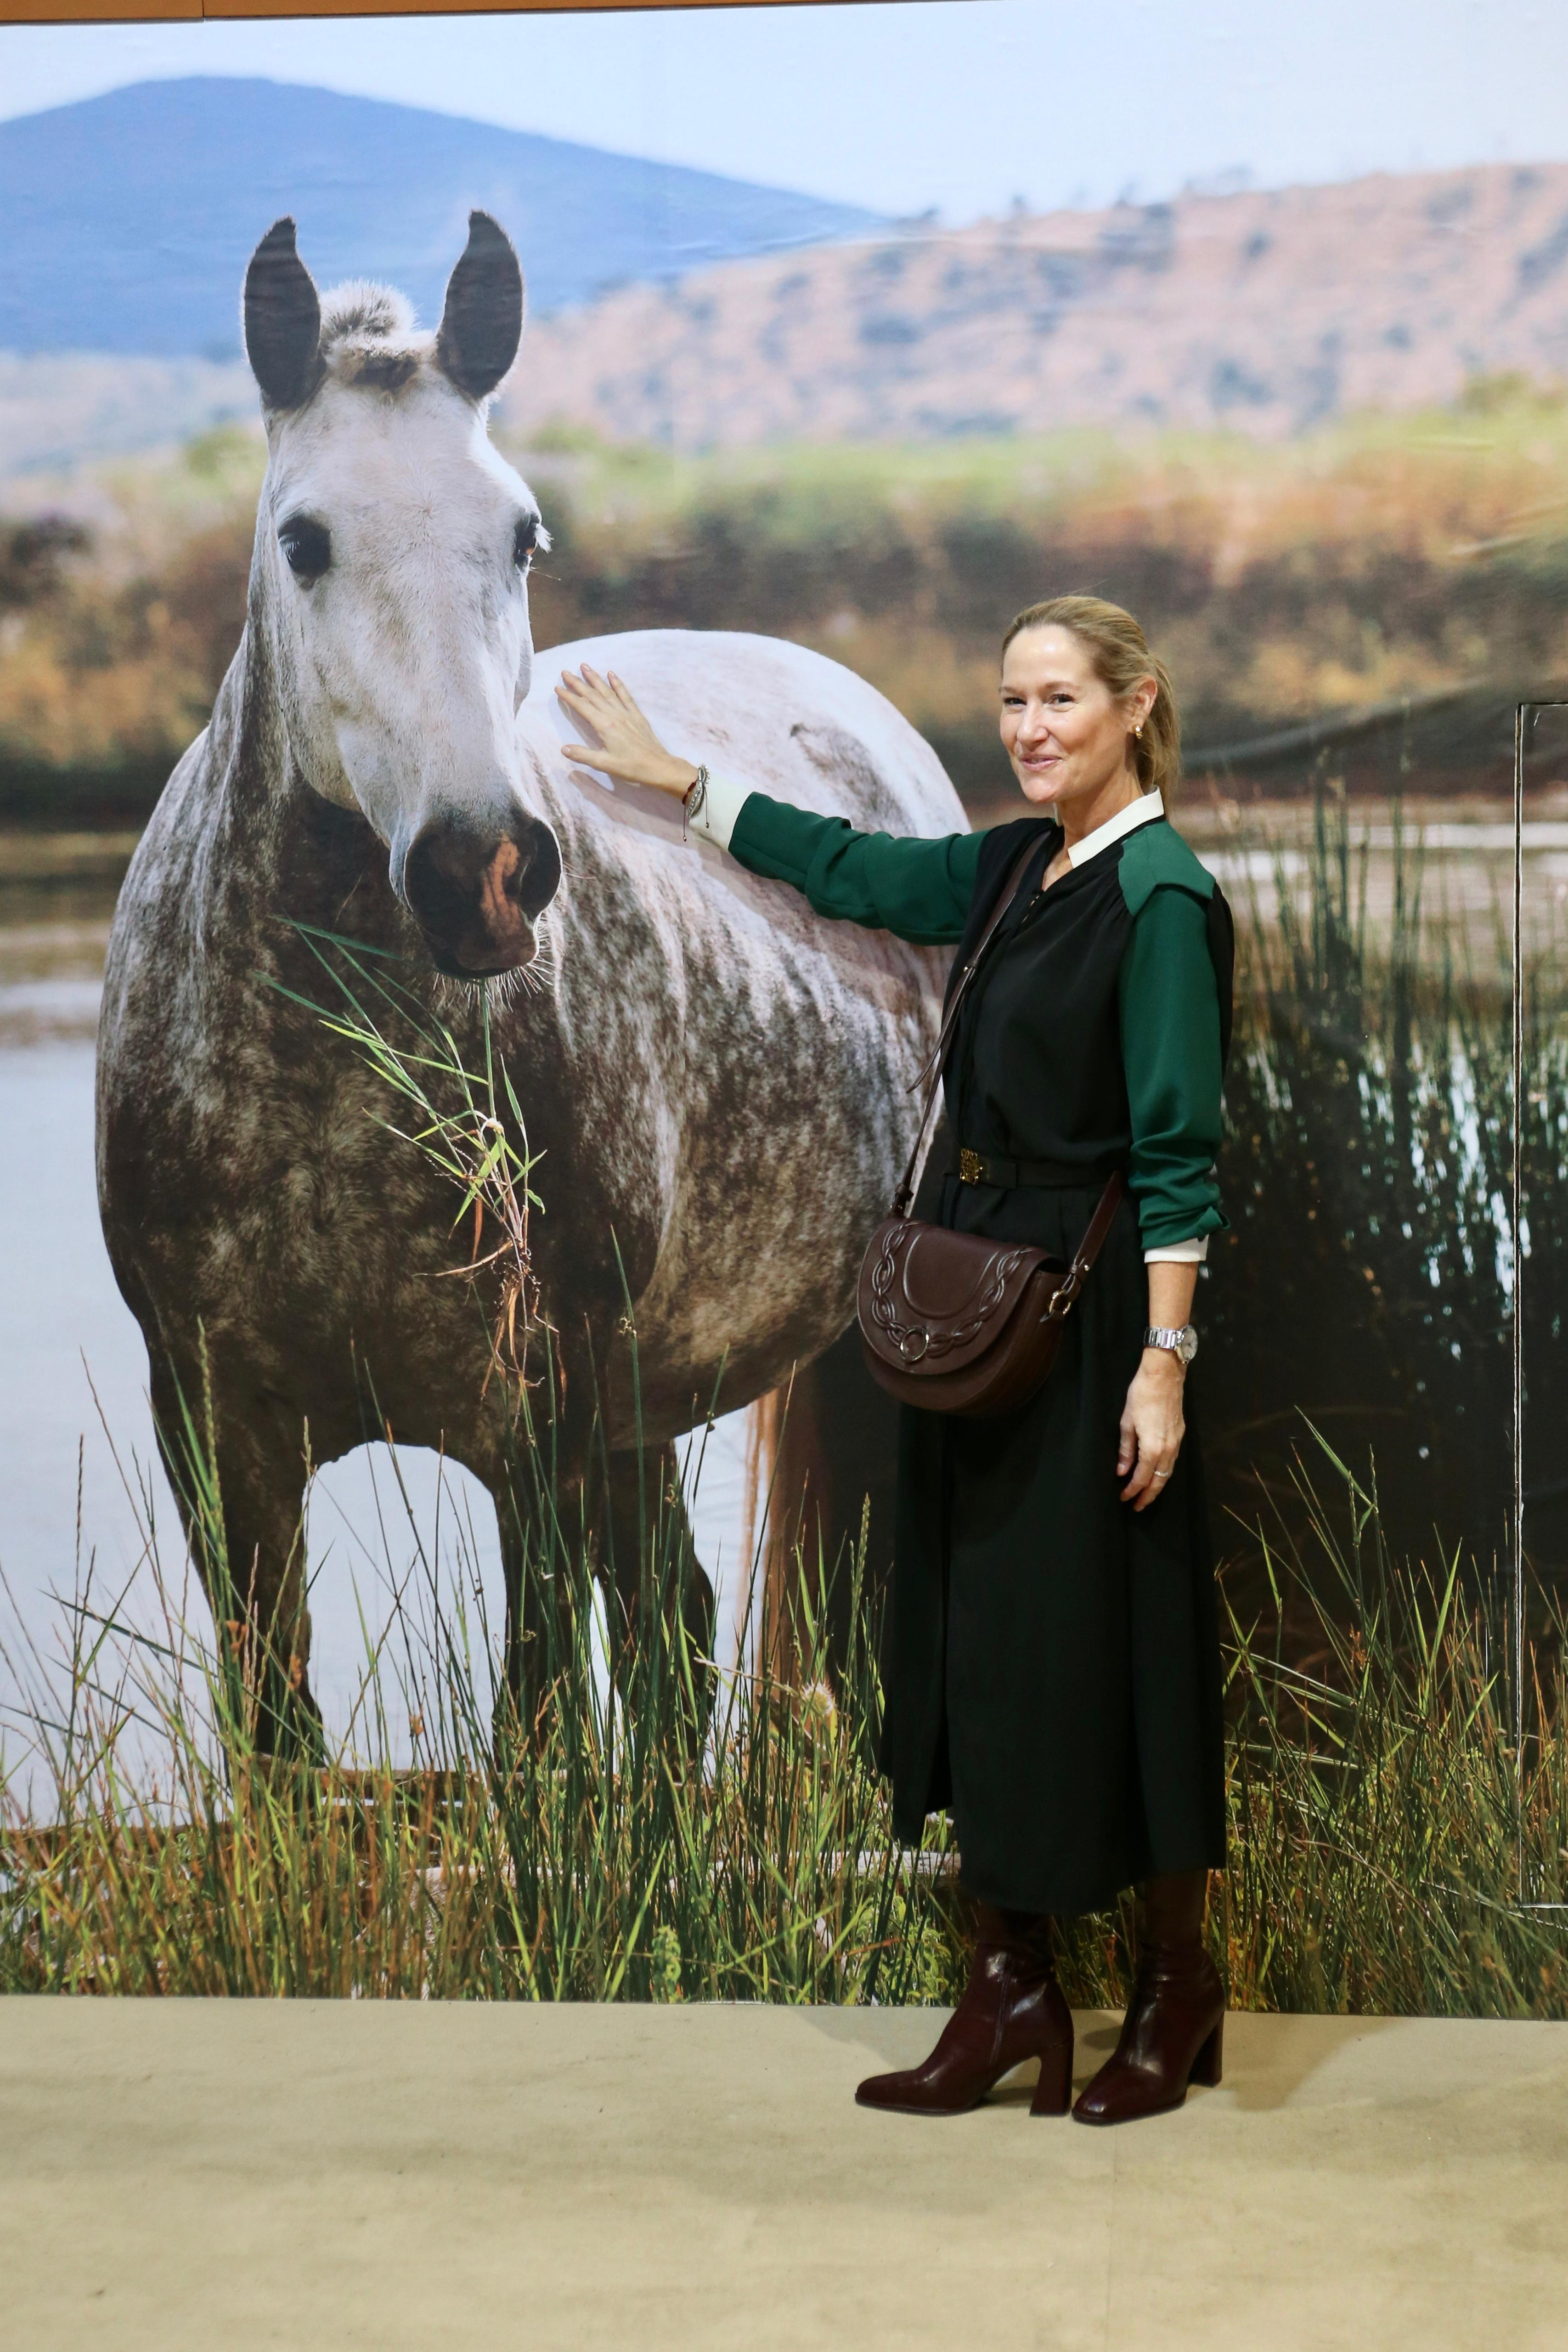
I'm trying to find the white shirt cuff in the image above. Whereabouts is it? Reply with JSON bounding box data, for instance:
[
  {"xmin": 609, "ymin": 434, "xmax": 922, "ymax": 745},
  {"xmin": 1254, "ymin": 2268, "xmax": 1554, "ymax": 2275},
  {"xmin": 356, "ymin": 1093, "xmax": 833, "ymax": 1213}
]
[
  {"xmin": 687, "ymin": 772, "xmax": 753, "ymax": 852},
  {"xmin": 1144, "ymin": 1236, "xmax": 1209, "ymax": 1264}
]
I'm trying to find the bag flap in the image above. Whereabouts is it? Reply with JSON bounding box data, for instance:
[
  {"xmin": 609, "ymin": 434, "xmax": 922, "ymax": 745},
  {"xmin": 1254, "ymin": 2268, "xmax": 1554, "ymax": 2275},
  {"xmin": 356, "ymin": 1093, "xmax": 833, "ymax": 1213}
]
[{"xmin": 858, "ymin": 1217, "xmax": 1062, "ymax": 1377}]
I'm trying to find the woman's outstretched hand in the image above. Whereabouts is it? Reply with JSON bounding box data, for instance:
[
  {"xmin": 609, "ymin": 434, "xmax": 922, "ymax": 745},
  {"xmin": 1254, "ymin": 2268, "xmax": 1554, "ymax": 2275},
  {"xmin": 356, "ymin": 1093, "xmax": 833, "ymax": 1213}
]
[
  {"xmin": 1117, "ymin": 1353, "xmax": 1186, "ymax": 1511},
  {"xmin": 555, "ymin": 665, "xmax": 699, "ymax": 798}
]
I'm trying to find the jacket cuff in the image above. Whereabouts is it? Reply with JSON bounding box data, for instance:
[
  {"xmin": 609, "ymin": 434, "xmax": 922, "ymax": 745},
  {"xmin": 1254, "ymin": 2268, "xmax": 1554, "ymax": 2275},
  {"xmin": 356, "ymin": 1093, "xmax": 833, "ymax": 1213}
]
[{"xmin": 688, "ymin": 773, "xmax": 755, "ymax": 853}]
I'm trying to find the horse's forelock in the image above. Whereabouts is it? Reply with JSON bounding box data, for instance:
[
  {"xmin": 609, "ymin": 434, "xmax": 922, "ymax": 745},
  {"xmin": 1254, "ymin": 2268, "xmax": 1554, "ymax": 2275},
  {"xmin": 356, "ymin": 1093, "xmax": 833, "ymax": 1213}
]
[
  {"xmin": 319, "ymin": 280, "xmax": 416, "ymax": 346},
  {"xmin": 314, "ymin": 282, "xmax": 429, "ymax": 394}
]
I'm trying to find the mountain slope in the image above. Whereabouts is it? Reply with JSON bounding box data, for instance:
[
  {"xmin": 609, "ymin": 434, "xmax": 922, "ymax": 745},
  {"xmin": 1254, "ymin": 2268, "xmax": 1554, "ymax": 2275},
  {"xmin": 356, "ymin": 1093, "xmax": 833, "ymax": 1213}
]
[
  {"xmin": 0, "ymin": 77, "xmax": 880, "ymax": 359},
  {"xmin": 505, "ymin": 163, "xmax": 1568, "ymax": 446}
]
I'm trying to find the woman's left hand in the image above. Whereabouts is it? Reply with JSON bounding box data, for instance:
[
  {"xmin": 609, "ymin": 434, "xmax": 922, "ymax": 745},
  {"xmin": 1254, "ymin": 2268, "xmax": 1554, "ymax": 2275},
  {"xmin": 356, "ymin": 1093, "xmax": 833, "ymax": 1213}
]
[
  {"xmin": 555, "ymin": 664, "xmax": 698, "ymax": 797},
  {"xmin": 1118, "ymin": 1351, "xmax": 1186, "ymax": 1510}
]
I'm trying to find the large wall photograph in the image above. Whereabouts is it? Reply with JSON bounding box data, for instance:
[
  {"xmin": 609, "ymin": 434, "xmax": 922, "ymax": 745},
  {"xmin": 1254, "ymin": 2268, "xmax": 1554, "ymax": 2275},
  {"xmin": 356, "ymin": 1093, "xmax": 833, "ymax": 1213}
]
[{"xmin": 2, "ymin": 0, "xmax": 1567, "ymax": 2018}]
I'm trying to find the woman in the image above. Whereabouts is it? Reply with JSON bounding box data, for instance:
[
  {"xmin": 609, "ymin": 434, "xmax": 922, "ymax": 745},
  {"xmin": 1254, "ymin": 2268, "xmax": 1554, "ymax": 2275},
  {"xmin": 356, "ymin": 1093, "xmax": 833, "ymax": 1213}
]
[{"xmin": 557, "ymin": 595, "xmax": 1231, "ymax": 2127}]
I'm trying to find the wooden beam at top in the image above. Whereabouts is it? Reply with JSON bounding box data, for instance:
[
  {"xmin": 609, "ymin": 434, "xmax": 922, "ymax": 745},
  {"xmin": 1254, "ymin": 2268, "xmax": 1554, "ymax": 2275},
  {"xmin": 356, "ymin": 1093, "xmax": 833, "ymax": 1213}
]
[
  {"xmin": 209, "ymin": 0, "xmax": 801, "ymax": 11},
  {"xmin": 2, "ymin": 0, "xmax": 199, "ymax": 18},
  {"xmin": 0, "ymin": 0, "xmax": 808, "ymax": 19}
]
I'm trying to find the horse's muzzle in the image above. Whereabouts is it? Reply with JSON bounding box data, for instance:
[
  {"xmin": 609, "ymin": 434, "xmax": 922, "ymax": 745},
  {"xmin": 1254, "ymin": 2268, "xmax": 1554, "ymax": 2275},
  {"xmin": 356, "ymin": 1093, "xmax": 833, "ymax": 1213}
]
[{"xmin": 403, "ymin": 814, "xmax": 562, "ymax": 978}]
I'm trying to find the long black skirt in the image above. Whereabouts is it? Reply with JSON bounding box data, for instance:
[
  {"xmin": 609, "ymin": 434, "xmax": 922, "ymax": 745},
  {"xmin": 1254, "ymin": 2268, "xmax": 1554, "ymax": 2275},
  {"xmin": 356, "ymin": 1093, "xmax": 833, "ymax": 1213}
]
[{"xmin": 879, "ymin": 1175, "xmax": 1226, "ymax": 1917}]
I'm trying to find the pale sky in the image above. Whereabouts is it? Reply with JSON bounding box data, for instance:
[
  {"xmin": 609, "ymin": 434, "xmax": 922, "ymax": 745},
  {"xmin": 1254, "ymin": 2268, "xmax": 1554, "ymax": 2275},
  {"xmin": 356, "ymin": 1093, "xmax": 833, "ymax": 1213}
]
[{"xmin": 0, "ymin": 0, "xmax": 1564, "ymax": 224}]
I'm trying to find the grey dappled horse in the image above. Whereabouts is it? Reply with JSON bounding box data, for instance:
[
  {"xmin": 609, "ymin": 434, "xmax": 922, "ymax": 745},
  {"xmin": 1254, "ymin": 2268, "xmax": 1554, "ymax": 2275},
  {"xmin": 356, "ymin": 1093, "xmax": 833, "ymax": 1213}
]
[{"xmin": 96, "ymin": 211, "xmax": 962, "ymax": 1741}]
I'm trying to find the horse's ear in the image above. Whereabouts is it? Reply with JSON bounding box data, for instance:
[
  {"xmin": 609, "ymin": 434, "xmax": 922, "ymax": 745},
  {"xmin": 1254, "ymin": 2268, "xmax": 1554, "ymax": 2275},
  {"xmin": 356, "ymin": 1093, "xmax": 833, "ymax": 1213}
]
[
  {"xmin": 244, "ymin": 218, "xmax": 323, "ymax": 413},
  {"xmin": 435, "ymin": 212, "xmax": 525, "ymax": 403}
]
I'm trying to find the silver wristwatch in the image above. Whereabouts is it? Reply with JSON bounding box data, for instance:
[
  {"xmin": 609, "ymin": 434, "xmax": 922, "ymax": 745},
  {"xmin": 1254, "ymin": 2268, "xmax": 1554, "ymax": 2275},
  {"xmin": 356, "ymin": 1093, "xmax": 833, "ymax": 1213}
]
[
  {"xmin": 1145, "ymin": 1324, "xmax": 1199, "ymax": 1365},
  {"xmin": 680, "ymin": 764, "xmax": 710, "ymax": 842}
]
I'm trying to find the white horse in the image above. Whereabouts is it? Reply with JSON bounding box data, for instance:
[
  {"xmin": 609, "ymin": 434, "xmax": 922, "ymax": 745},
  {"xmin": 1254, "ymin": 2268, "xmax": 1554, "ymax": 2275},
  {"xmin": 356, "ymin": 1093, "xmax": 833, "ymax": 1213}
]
[{"xmin": 96, "ymin": 213, "xmax": 963, "ymax": 1738}]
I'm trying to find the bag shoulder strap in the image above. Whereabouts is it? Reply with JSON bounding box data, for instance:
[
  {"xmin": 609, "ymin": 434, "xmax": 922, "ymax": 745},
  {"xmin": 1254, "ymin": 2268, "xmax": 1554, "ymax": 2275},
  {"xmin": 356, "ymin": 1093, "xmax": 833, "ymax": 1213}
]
[
  {"xmin": 891, "ymin": 832, "xmax": 1045, "ymax": 1215},
  {"xmin": 1044, "ymin": 1170, "xmax": 1126, "ymax": 1319}
]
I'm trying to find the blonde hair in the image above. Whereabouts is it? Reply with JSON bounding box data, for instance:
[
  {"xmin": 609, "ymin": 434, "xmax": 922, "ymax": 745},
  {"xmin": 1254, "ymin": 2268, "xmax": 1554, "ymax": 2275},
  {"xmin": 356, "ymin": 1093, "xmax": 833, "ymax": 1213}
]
[{"xmin": 1001, "ymin": 594, "xmax": 1180, "ymax": 798}]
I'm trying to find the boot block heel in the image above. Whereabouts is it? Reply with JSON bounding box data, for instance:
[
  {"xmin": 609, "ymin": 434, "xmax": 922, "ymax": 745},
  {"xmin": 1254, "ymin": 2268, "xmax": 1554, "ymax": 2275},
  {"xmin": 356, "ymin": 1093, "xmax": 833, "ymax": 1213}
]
[
  {"xmin": 1029, "ymin": 2040, "xmax": 1073, "ymax": 2116},
  {"xmin": 1190, "ymin": 2017, "xmax": 1223, "ymax": 2089}
]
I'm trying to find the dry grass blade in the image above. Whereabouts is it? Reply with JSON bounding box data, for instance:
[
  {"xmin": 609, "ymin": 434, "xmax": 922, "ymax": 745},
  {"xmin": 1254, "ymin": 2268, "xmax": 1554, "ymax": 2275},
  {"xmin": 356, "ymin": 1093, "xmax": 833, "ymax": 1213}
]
[{"xmin": 266, "ymin": 924, "xmax": 550, "ymax": 1408}]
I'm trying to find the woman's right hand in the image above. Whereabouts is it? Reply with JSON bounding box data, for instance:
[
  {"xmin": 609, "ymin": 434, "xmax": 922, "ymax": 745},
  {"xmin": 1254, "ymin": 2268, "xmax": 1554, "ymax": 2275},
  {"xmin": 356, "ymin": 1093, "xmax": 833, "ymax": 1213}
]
[{"xmin": 555, "ymin": 665, "xmax": 699, "ymax": 798}]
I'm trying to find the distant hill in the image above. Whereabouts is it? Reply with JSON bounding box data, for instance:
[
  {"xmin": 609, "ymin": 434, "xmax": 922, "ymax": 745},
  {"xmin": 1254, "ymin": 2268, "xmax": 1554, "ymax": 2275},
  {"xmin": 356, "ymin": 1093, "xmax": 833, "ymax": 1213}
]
[
  {"xmin": 505, "ymin": 163, "xmax": 1568, "ymax": 447},
  {"xmin": 0, "ymin": 77, "xmax": 880, "ymax": 360},
  {"xmin": 0, "ymin": 352, "xmax": 259, "ymax": 479}
]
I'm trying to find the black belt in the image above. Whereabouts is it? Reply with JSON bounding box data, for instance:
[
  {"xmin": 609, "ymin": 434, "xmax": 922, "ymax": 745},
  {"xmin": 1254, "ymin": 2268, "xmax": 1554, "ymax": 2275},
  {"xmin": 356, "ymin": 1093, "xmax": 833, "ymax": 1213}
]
[{"xmin": 956, "ymin": 1146, "xmax": 1122, "ymax": 1190}]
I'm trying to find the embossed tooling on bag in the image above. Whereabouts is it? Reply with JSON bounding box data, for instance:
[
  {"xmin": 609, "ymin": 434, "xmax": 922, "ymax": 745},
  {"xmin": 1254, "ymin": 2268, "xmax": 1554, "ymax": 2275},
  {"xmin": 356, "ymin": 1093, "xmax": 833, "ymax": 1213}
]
[{"xmin": 867, "ymin": 1228, "xmax": 1037, "ymax": 1365}]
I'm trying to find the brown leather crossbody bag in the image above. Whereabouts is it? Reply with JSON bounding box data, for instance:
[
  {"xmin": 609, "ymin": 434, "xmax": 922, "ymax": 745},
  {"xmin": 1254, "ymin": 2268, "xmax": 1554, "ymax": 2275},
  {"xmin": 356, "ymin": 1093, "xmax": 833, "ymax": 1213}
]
[{"xmin": 856, "ymin": 836, "xmax": 1125, "ymax": 1418}]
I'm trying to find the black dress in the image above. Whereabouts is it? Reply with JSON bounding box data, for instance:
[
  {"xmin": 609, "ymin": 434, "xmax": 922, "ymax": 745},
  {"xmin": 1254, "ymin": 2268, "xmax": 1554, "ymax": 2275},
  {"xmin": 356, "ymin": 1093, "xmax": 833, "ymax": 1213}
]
[{"xmin": 728, "ymin": 790, "xmax": 1233, "ymax": 1916}]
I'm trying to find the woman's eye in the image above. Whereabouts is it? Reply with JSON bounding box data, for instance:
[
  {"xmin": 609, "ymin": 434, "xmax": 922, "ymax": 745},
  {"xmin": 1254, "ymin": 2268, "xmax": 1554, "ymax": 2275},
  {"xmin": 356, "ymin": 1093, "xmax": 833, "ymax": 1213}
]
[
  {"xmin": 513, "ymin": 515, "xmax": 539, "ymax": 571},
  {"xmin": 278, "ymin": 518, "xmax": 331, "ymax": 582}
]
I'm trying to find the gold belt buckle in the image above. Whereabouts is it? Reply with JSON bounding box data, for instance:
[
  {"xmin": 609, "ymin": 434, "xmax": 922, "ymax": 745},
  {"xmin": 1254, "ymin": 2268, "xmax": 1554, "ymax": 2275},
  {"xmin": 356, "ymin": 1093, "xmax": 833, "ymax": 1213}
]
[{"xmin": 958, "ymin": 1148, "xmax": 983, "ymax": 1185}]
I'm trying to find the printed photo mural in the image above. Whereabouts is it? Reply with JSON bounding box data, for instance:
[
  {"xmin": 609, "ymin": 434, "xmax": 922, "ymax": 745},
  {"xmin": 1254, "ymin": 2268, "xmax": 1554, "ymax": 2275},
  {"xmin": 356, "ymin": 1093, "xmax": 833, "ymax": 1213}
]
[{"xmin": 1, "ymin": 0, "xmax": 1566, "ymax": 2008}]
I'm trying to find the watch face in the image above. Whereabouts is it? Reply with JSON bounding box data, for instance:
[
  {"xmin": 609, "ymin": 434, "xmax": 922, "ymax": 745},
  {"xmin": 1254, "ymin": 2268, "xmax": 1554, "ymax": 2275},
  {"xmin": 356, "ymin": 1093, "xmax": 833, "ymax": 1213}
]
[{"xmin": 1179, "ymin": 1326, "xmax": 1199, "ymax": 1364}]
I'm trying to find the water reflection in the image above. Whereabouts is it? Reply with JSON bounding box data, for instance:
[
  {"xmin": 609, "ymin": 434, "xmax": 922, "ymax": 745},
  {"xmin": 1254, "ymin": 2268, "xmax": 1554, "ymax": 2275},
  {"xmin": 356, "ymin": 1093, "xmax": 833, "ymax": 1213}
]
[{"xmin": 0, "ymin": 841, "xmax": 126, "ymax": 1046}]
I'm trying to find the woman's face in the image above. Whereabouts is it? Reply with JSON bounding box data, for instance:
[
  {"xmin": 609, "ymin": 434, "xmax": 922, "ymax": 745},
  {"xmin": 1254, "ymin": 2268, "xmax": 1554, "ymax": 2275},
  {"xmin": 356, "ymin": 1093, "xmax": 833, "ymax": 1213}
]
[{"xmin": 999, "ymin": 624, "xmax": 1154, "ymax": 809}]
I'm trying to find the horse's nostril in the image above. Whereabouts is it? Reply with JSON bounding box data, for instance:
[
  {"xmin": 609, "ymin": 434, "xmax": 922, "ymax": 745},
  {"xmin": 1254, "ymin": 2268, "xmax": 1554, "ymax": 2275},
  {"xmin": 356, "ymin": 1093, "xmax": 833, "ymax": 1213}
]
[
  {"xmin": 508, "ymin": 820, "xmax": 563, "ymax": 919},
  {"xmin": 403, "ymin": 815, "xmax": 561, "ymax": 974}
]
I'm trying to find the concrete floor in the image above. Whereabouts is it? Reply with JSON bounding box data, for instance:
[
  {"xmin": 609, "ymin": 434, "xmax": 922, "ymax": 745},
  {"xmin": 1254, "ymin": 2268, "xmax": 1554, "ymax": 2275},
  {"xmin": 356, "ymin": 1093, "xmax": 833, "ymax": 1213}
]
[{"xmin": 4, "ymin": 2001, "xmax": 1566, "ymax": 2351}]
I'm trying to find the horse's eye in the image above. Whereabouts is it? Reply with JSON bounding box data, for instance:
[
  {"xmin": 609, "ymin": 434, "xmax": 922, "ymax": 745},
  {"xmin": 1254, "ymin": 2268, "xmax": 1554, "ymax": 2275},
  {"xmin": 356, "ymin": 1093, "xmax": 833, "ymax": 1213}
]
[
  {"xmin": 279, "ymin": 518, "xmax": 331, "ymax": 583},
  {"xmin": 513, "ymin": 514, "xmax": 539, "ymax": 572}
]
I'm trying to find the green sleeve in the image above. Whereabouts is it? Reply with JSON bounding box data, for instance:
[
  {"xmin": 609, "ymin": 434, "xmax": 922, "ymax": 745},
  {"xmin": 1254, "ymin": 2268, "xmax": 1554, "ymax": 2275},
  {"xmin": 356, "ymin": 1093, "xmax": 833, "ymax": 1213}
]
[
  {"xmin": 1117, "ymin": 885, "xmax": 1230, "ymax": 1249},
  {"xmin": 728, "ymin": 791, "xmax": 984, "ymax": 947}
]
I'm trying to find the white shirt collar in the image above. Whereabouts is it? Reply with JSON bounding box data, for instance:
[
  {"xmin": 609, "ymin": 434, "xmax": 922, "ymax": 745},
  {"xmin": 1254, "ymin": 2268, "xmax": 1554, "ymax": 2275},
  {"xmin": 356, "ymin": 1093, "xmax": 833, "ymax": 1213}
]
[{"xmin": 1063, "ymin": 789, "xmax": 1164, "ymax": 870}]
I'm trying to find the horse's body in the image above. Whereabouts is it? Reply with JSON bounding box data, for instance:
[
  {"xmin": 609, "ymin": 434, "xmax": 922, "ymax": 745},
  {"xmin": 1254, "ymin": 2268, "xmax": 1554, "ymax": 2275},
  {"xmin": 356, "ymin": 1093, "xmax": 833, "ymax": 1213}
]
[{"xmin": 96, "ymin": 215, "xmax": 962, "ymax": 1727}]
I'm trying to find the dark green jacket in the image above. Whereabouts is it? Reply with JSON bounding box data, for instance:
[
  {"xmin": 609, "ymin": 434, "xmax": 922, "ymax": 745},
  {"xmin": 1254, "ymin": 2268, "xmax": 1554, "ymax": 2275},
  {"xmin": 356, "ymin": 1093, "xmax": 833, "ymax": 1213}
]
[{"xmin": 726, "ymin": 793, "xmax": 1230, "ymax": 1250}]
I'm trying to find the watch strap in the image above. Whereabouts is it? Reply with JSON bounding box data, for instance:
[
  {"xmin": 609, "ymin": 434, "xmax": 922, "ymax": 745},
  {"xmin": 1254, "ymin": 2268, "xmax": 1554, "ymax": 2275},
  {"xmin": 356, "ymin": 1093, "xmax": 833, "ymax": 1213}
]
[{"xmin": 1144, "ymin": 1323, "xmax": 1198, "ymax": 1361}]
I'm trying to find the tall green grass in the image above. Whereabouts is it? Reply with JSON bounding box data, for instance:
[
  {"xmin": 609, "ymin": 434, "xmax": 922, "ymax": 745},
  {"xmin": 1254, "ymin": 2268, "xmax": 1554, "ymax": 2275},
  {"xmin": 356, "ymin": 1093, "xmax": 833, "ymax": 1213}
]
[
  {"xmin": 3, "ymin": 1412, "xmax": 1566, "ymax": 2013},
  {"xmin": 1214, "ymin": 1442, "xmax": 1568, "ymax": 2016},
  {"xmin": 1206, "ymin": 784, "xmax": 1532, "ymax": 1576},
  {"xmin": 0, "ymin": 1413, "xmax": 965, "ymax": 2005}
]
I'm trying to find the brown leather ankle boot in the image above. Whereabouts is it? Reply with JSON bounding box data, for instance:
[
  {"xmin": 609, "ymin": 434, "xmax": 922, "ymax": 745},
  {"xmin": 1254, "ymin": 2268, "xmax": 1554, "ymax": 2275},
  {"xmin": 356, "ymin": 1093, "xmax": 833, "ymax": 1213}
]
[
  {"xmin": 1072, "ymin": 1871, "xmax": 1224, "ymax": 2126},
  {"xmin": 856, "ymin": 1902, "xmax": 1073, "ymax": 2117}
]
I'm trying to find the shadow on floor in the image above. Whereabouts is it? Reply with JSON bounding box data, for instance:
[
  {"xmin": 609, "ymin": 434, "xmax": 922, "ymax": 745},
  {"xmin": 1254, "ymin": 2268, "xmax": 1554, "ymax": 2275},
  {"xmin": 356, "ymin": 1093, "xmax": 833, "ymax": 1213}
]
[{"xmin": 798, "ymin": 2002, "xmax": 1410, "ymax": 2114}]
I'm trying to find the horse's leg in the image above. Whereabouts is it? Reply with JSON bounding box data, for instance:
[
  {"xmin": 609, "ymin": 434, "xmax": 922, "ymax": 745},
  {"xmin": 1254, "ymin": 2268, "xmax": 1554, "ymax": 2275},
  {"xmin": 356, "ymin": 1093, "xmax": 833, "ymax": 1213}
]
[
  {"xmin": 600, "ymin": 1442, "xmax": 716, "ymax": 1734},
  {"xmin": 149, "ymin": 1359, "xmax": 320, "ymax": 1760},
  {"xmin": 485, "ymin": 1410, "xmax": 716, "ymax": 1747}
]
